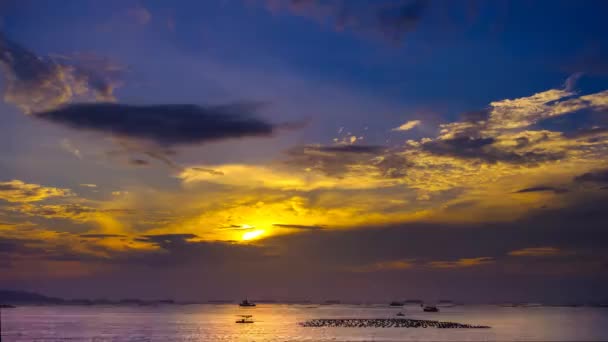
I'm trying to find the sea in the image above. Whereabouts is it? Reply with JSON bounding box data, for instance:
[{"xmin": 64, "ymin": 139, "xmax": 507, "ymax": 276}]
[{"xmin": 2, "ymin": 304, "xmax": 608, "ymax": 341}]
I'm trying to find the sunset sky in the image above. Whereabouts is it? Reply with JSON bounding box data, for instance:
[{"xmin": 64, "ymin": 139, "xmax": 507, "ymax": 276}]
[{"xmin": 1, "ymin": 0, "xmax": 608, "ymax": 303}]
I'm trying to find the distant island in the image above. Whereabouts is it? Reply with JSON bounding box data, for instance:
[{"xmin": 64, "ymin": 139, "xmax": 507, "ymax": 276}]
[
  {"xmin": 0, "ymin": 290, "xmax": 177, "ymax": 306},
  {"xmin": 2, "ymin": 290, "xmax": 607, "ymax": 307}
]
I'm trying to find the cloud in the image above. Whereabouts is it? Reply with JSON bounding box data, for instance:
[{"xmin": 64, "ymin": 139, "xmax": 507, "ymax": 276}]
[
  {"xmin": 392, "ymin": 119, "xmax": 421, "ymax": 131},
  {"xmin": 437, "ymin": 88, "xmax": 608, "ymax": 139},
  {"xmin": 34, "ymin": 102, "xmax": 278, "ymax": 146},
  {"xmin": 283, "ymin": 144, "xmax": 407, "ymax": 178},
  {"xmin": 421, "ymin": 136, "xmax": 564, "ymax": 164},
  {"xmin": 60, "ymin": 139, "xmax": 82, "ymax": 159},
  {"xmin": 574, "ymin": 169, "xmax": 608, "ymax": 184},
  {"xmin": 10, "ymin": 203, "xmax": 134, "ymax": 222},
  {"xmin": 129, "ymin": 159, "xmax": 150, "ymax": 166},
  {"xmin": 0, "ymin": 180, "xmax": 72, "ymax": 203},
  {"xmin": 508, "ymin": 247, "xmax": 562, "ymax": 257},
  {"xmin": 0, "ymin": 33, "xmax": 121, "ymax": 114},
  {"xmin": 272, "ymin": 223, "xmax": 325, "ymax": 230},
  {"xmin": 428, "ymin": 257, "xmax": 494, "ymax": 269},
  {"xmin": 514, "ymin": 186, "xmax": 568, "ymax": 194},
  {"xmin": 79, "ymin": 234, "xmax": 126, "ymax": 239},
  {"xmin": 265, "ymin": 0, "xmax": 429, "ymax": 42}
]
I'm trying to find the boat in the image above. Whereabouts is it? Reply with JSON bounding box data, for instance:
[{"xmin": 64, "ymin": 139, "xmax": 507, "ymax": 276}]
[
  {"xmin": 389, "ymin": 301, "xmax": 403, "ymax": 307},
  {"xmin": 396, "ymin": 312, "xmax": 405, "ymax": 316},
  {"xmin": 239, "ymin": 299, "xmax": 256, "ymax": 307},
  {"xmin": 423, "ymin": 305, "xmax": 439, "ymax": 312},
  {"xmin": 235, "ymin": 315, "xmax": 254, "ymax": 323}
]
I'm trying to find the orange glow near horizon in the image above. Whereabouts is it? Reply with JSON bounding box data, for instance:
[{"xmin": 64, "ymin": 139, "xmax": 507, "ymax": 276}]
[{"xmin": 242, "ymin": 229, "xmax": 265, "ymax": 241}]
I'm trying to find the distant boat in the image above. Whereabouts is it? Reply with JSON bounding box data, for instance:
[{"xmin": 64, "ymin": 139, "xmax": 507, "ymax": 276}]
[
  {"xmin": 389, "ymin": 301, "xmax": 403, "ymax": 307},
  {"xmin": 423, "ymin": 305, "xmax": 439, "ymax": 312},
  {"xmin": 235, "ymin": 315, "xmax": 254, "ymax": 323},
  {"xmin": 396, "ymin": 311, "xmax": 405, "ymax": 316},
  {"xmin": 239, "ymin": 299, "xmax": 256, "ymax": 307}
]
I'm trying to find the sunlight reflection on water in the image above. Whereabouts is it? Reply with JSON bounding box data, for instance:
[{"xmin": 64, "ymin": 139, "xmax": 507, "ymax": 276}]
[{"xmin": 3, "ymin": 304, "xmax": 608, "ymax": 341}]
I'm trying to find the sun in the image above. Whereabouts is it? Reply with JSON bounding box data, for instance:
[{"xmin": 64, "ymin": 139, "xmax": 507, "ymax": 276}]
[{"xmin": 242, "ymin": 229, "xmax": 264, "ymax": 241}]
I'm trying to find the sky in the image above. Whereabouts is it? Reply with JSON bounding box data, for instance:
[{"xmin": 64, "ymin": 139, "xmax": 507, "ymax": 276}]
[{"xmin": 1, "ymin": 0, "xmax": 608, "ymax": 303}]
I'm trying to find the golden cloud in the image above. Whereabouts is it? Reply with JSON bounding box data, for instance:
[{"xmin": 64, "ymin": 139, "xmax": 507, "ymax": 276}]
[
  {"xmin": 0, "ymin": 180, "xmax": 73, "ymax": 203},
  {"xmin": 428, "ymin": 257, "xmax": 494, "ymax": 268}
]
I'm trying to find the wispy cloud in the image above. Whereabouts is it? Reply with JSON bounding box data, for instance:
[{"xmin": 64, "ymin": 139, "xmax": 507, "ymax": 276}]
[
  {"xmin": 508, "ymin": 247, "xmax": 563, "ymax": 257},
  {"xmin": 392, "ymin": 119, "xmax": 421, "ymax": 131},
  {"xmin": 428, "ymin": 257, "xmax": 494, "ymax": 269}
]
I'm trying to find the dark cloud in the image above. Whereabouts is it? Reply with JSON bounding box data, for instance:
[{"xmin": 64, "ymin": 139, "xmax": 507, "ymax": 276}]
[
  {"xmin": 129, "ymin": 159, "xmax": 150, "ymax": 166},
  {"xmin": 315, "ymin": 145, "xmax": 386, "ymax": 154},
  {"xmin": 423, "ymin": 137, "xmax": 564, "ymax": 164},
  {"xmin": 574, "ymin": 169, "xmax": 608, "ymax": 184},
  {"xmin": 0, "ymin": 32, "xmax": 120, "ymax": 113},
  {"xmin": 191, "ymin": 167, "xmax": 225, "ymax": 176},
  {"xmin": 34, "ymin": 102, "xmax": 278, "ymax": 146},
  {"xmin": 139, "ymin": 234, "xmax": 199, "ymax": 246},
  {"xmin": 222, "ymin": 225, "xmax": 251, "ymax": 230},
  {"xmin": 268, "ymin": 0, "xmax": 429, "ymax": 43},
  {"xmin": 514, "ymin": 186, "xmax": 568, "ymax": 194},
  {"xmin": 284, "ymin": 144, "xmax": 408, "ymax": 178},
  {"xmin": 273, "ymin": 223, "xmax": 325, "ymax": 230}
]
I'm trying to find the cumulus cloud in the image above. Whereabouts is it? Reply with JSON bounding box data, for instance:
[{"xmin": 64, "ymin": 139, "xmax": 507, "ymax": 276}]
[
  {"xmin": 265, "ymin": 0, "xmax": 429, "ymax": 42},
  {"xmin": 0, "ymin": 33, "xmax": 121, "ymax": 114},
  {"xmin": 35, "ymin": 102, "xmax": 278, "ymax": 146},
  {"xmin": 0, "ymin": 180, "xmax": 72, "ymax": 203},
  {"xmin": 392, "ymin": 119, "xmax": 421, "ymax": 131},
  {"xmin": 438, "ymin": 88, "xmax": 608, "ymax": 140}
]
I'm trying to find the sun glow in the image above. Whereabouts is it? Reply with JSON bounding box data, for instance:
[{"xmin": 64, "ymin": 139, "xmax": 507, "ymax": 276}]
[{"xmin": 242, "ymin": 229, "xmax": 264, "ymax": 241}]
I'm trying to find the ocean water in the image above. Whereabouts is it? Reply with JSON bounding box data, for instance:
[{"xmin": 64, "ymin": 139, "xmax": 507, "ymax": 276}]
[{"xmin": 2, "ymin": 304, "xmax": 608, "ymax": 341}]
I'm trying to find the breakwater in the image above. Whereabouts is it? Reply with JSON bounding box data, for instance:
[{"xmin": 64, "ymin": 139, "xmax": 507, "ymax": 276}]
[{"xmin": 300, "ymin": 318, "xmax": 490, "ymax": 329}]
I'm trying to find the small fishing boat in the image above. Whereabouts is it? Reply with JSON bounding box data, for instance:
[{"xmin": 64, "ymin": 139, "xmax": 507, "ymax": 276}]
[
  {"xmin": 235, "ymin": 315, "xmax": 254, "ymax": 323},
  {"xmin": 239, "ymin": 299, "xmax": 256, "ymax": 307},
  {"xmin": 396, "ymin": 312, "xmax": 405, "ymax": 316}
]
